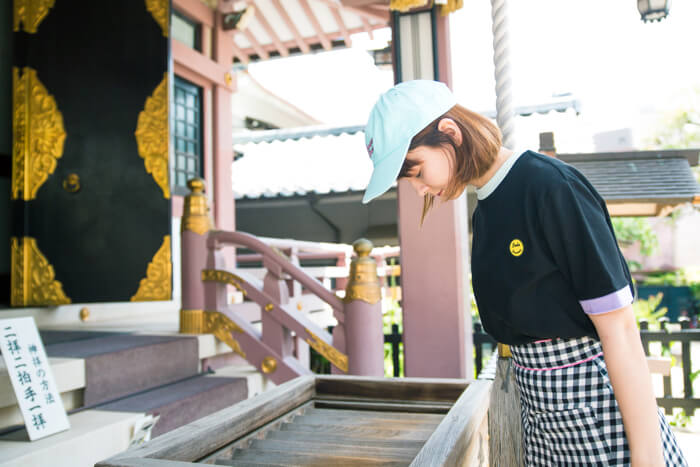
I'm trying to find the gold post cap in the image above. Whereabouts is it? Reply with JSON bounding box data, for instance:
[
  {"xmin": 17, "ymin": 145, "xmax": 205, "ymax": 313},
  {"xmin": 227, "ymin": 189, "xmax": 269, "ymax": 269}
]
[
  {"xmin": 187, "ymin": 178, "xmax": 205, "ymax": 194},
  {"xmin": 353, "ymin": 238, "xmax": 373, "ymax": 257}
]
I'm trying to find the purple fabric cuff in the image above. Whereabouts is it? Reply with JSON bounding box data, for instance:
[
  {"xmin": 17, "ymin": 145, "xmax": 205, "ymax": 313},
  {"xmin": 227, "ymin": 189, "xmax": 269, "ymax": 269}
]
[{"xmin": 580, "ymin": 286, "xmax": 633, "ymax": 315}]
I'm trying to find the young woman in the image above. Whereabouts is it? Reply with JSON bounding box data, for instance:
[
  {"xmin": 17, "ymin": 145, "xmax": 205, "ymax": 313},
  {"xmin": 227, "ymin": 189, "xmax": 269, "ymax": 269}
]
[{"xmin": 362, "ymin": 80, "xmax": 688, "ymax": 466}]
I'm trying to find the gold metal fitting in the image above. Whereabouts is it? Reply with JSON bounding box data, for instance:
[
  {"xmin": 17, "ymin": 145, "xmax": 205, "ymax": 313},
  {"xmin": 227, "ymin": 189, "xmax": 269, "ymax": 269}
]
[
  {"xmin": 497, "ymin": 343, "xmax": 512, "ymax": 358},
  {"xmin": 343, "ymin": 238, "xmax": 381, "ymax": 304},
  {"xmin": 264, "ymin": 303, "xmax": 274, "ymax": 312},
  {"xmin": 180, "ymin": 309, "xmax": 207, "ymax": 334},
  {"xmin": 261, "ymin": 356, "xmax": 277, "ymax": 374},
  {"xmin": 181, "ymin": 178, "xmax": 213, "ymax": 235},
  {"xmin": 79, "ymin": 307, "xmax": 90, "ymax": 322}
]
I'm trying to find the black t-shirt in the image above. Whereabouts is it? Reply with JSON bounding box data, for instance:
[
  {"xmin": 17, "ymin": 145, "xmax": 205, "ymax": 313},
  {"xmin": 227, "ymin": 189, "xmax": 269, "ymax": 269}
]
[{"xmin": 471, "ymin": 151, "xmax": 634, "ymax": 345}]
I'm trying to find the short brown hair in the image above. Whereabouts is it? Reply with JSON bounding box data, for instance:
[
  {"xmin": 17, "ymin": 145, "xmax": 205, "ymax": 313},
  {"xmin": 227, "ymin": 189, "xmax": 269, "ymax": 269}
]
[{"xmin": 398, "ymin": 104, "xmax": 501, "ymax": 224}]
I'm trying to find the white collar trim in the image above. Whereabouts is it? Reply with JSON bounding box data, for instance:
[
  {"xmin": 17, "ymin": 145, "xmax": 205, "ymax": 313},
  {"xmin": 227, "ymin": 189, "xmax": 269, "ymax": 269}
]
[{"xmin": 476, "ymin": 150, "xmax": 525, "ymax": 200}]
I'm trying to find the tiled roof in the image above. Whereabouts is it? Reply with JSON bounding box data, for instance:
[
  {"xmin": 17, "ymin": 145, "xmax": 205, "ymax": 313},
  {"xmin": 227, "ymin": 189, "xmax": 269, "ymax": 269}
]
[
  {"xmin": 558, "ymin": 152, "xmax": 700, "ymax": 203},
  {"xmin": 233, "ymin": 128, "xmax": 699, "ymax": 203}
]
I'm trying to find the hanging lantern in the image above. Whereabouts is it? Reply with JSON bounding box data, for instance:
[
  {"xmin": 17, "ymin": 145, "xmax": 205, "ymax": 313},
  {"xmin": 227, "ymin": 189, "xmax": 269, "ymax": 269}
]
[{"xmin": 637, "ymin": 0, "xmax": 671, "ymax": 22}]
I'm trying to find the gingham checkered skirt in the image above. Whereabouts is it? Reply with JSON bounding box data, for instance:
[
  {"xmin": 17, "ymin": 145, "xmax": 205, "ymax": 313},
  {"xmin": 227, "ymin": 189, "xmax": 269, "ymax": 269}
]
[{"xmin": 510, "ymin": 336, "xmax": 688, "ymax": 466}]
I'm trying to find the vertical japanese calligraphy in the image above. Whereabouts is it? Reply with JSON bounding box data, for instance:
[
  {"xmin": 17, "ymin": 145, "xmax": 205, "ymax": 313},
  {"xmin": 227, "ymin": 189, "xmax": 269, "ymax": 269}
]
[{"xmin": 0, "ymin": 317, "xmax": 69, "ymax": 440}]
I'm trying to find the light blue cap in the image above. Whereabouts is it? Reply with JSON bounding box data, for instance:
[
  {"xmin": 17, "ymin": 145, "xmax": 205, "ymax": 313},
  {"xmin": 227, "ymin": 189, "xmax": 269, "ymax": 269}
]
[{"xmin": 362, "ymin": 80, "xmax": 456, "ymax": 204}]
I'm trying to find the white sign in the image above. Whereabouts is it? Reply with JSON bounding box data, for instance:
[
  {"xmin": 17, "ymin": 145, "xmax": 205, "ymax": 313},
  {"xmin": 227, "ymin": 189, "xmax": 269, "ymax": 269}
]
[{"xmin": 0, "ymin": 317, "xmax": 70, "ymax": 440}]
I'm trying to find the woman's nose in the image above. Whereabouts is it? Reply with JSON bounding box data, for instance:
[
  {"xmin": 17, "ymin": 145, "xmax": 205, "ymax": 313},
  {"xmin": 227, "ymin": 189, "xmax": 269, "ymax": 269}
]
[{"xmin": 409, "ymin": 178, "xmax": 429, "ymax": 197}]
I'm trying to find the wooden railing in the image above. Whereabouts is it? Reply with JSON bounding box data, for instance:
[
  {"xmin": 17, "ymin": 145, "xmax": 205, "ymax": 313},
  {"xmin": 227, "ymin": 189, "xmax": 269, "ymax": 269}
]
[{"xmin": 179, "ymin": 179, "xmax": 386, "ymax": 384}]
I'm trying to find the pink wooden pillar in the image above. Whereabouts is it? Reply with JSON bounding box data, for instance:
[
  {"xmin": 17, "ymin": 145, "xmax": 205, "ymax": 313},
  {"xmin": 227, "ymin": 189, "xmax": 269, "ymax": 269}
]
[
  {"xmin": 180, "ymin": 179, "xmax": 213, "ymax": 333},
  {"xmin": 394, "ymin": 7, "xmax": 473, "ymax": 379},
  {"xmin": 212, "ymin": 11, "xmax": 235, "ymax": 266},
  {"xmin": 343, "ymin": 239, "xmax": 384, "ymax": 376}
]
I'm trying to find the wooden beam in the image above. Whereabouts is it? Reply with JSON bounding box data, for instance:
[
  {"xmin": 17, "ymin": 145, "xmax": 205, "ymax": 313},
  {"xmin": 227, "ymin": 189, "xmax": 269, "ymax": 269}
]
[
  {"xmin": 319, "ymin": 0, "xmax": 390, "ymax": 23},
  {"xmin": 361, "ymin": 14, "xmax": 374, "ymax": 40},
  {"xmin": 327, "ymin": 2, "xmax": 352, "ymax": 47},
  {"xmin": 251, "ymin": 0, "xmax": 290, "ymax": 57},
  {"xmin": 237, "ymin": 23, "xmax": 387, "ymax": 58},
  {"xmin": 299, "ymin": 0, "xmax": 333, "ymax": 51},
  {"xmin": 241, "ymin": 28, "xmax": 270, "ymax": 60},
  {"xmin": 230, "ymin": 40, "xmax": 250, "ymax": 65},
  {"xmin": 270, "ymin": 0, "xmax": 311, "ymax": 54}
]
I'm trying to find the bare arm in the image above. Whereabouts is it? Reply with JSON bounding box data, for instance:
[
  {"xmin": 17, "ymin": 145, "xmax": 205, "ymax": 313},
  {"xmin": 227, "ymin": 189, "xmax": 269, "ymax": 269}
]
[{"xmin": 589, "ymin": 304, "xmax": 664, "ymax": 467}]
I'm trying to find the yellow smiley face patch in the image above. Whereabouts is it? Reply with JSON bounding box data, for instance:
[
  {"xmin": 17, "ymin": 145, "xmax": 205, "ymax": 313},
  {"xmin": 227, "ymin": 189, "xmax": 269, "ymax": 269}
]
[{"xmin": 509, "ymin": 239, "xmax": 524, "ymax": 257}]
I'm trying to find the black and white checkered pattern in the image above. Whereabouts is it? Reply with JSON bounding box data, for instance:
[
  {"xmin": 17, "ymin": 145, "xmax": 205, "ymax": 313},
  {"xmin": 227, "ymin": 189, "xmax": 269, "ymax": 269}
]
[{"xmin": 510, "ymin": 336, "xmax": 688, "ymax": 466}]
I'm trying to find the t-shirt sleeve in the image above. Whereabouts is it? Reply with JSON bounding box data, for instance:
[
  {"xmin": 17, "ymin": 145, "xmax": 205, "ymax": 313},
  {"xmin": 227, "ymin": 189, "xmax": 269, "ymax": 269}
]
[{"xmin": 540, "ymin": 173, "xmax": 633, "ymax": 315}]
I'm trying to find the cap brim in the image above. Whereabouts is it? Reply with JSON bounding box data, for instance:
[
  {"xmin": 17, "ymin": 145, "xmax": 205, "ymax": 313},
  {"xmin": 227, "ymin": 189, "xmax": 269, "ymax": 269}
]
[{"xmin": 362, "ymin": 138, "xmax": 411, "ymax": 204}]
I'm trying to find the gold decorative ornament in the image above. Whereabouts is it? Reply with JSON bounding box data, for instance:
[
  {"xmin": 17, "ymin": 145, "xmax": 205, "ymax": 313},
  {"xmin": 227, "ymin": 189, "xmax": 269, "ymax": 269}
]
[
  {"xmin": 12, "ymin": 67, "xmax": 66, "ymax": 200},
  {"xmin": 296, "ymin": 302, "xmax": 303, "ymax": 311},
  {"xmin": 224, "ymin": 72, "xmax": 233, "ymax": 88},
  {"xmin": 145, "ymin": 0, "xmax": 169, "ymax": 36},
  {"xmin": 205, "ymin": 311, "xmax": 246, "ymax": 358},
  {"xmin": 180, "ymin": 309, "xmax": 206, "ymax": 333},
  {"xmin": 498, "ymin": 343, "xmax": 512, "ymax": 358},
  {"xmin": 11, "ymin": 237, "xmax": 71, "ymax": 307},
  {"xmin": 389, "ymin": 0, "xmax": 429, "ymax": 12},
  {"xmin": 62, "ymin": 173, "xmax": 80, "ymax": 193},
  {"xmin": 79, "ymin": 307, "xmax": 90, "ymax": 322},
  {"xmin": 14, "ymin": 0, "xmax": 55, "ymax": 33},
  {"xmin": 201, "ymin": 269, "xmax": 248, "ymax": 297},
  {"xmin": 264, "ymin": 303, "xmax": 274, "ymax": 312},
  {"xmin": 343, "ymin": 238, "xmax": 381, "ymax": 305},
  {"xmin": 182, "ymin": 179, "xmax": 213, "ymax": 235},
  {"xmin": 304, "ymin": 327, "xmax": 348, "ymax": 373},
  {"xmin": 261, "ymin": 356, "xmax": 278, "ymax": 374},
  {"xmin": 135, "ymin": 73, "xmax": 169, "ymax": 199},
  {"xmin": 131, "ymin": 236, "xmax": 172, "ymax": 301}
]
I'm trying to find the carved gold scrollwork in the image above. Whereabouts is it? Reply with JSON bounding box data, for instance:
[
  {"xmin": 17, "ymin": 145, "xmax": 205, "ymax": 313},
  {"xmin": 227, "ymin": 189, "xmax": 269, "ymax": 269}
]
[
  {"xmin": 343, "ymin": 239, "xmax": 381, "ymax": 304},
  {"xmin": 201, "ymin": 269, "xmax": 248, "ymax": 297},
  {"xmin": 135, "ymin": 74, "xmax": 169, "ymax": 199},
  {"xmin": 182, "ymin": 179, "xmax": 213, "ymax": 235},
  {"xmin": 145, "ymin": 0, "xmax": 169, "ymax": 37},
  {"xmin": 11, "ymin": 237, "xmax": 71, "ymax": 307},
  {"xmin": 304, "ymin": 327, "xmax": 348, "ymax": 373},
  {"xmin": 14, "ymin": 0, "xmax": 55, "ymax": 33},
  {"xmin": 205, "ymin": 311, "xmax": 246, "ymax": 358},
  {"xmin": 131, "ymin": 236, "xmax": 172, "ymax": 301},
  {"xmin": 12, "ymin": 67, "xmax": 66, "ymax": 201}
]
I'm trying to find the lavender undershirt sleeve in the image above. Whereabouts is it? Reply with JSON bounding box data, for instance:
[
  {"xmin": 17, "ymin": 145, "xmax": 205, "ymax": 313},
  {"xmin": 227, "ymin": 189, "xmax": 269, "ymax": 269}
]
[{"xmin": 579, "ymin": 285, "xmax": 634, "ymax": 315}]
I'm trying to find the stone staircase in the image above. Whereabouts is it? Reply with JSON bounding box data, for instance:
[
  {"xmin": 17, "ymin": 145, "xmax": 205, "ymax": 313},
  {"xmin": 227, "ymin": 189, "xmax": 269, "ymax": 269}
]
[{"xmin": 0, "ymin": 327, "xmax": 269, "ymax": 467}]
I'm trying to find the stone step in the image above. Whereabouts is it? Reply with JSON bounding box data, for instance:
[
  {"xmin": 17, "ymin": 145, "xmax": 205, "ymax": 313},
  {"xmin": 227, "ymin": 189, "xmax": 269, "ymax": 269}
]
[
  {"xmin": 96, "ymin": 373, "xmax": 248, "ymax": 437},
  {"xmin": 0, "ymin": 366, "xmax": 259, "ymax": 467}
]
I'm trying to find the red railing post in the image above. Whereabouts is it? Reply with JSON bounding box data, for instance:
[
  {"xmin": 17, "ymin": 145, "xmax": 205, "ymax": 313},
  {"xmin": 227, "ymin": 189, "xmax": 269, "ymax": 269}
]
[
  {"xmin": 342, "ymin": 239, "xmax": 384, "ymax": 376},
  {"xmin": 180, "ymin": 179, "xmax": 213, "ymax": 334}
]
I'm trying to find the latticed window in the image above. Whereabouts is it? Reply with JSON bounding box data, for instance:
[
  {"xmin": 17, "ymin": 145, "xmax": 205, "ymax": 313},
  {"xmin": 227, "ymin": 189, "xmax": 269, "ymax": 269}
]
[{"xmin": 172, "ymin": 76, "xmax": 203, "ymax": 193}]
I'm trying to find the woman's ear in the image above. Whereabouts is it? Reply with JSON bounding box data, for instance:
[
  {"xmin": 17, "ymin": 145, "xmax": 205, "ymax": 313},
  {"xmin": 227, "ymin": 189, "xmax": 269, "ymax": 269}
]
[{"xmin": 437, "ymin": 118, "xmax": 463, "ymax": 145}]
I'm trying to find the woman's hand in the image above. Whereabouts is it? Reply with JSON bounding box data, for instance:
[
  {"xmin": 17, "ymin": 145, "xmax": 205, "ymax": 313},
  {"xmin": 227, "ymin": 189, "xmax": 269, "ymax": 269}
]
[{"xmin": 589, "ymin": 305, "xmax": 665, "ymax": 467}]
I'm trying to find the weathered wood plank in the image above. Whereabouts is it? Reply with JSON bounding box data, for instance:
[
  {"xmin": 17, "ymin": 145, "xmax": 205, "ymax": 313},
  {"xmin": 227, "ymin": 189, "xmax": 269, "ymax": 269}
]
[
  {"xmin": 410, "ymin": 379, "xmax": 492, "ymax": 467},
  {"xmin": 291, "ymin": 413, "xmax": 441, "ymax": 430},
  {"xmin": 313, "ymin": 398, "xmax": 452, "ymax": 413},
  {"xmin": 246, "ymin": 438, "xmax": 419, "ymax": 460},
  {"xmin": 197, "ymin": 401, "xmax": 314, "ymax": 464},
  {"xmin": 305, "ymin": 407, "xmax": 445, "ymax": 422},
  {"xmin": 263, "ymin": 429, "xmax": 428, "ymax": 450},
  {"xmin": 315, "ymin": 375, "xmax": 469, "ymax": 403},
  {"xmin": 227, "ymin": 447, "xmax": 410, "ymax": 466},
  {"xmin": 100, "ymin": 376, "xmax": 315, "ymax": 464},
  {"xmin": 279, "ymin": 421, "xmax": 435, "ymax": 441},
  {"xmin": 95, "ymin": 458, "xmax": 200, "ymax": 467}
]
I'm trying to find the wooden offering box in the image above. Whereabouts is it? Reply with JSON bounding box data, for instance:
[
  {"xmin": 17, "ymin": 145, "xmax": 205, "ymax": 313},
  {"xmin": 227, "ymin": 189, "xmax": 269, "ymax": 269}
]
[{"xmin": 98, "ymin": 375, "xmax": 491, "ymax": 467}]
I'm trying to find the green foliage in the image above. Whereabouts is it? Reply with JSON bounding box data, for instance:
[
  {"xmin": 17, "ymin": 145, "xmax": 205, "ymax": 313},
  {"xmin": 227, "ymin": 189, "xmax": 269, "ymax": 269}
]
[
  {"xmin": 612, "ymin": 218, "xmax": 659, "ymax": 265},
  {"xmin": 633, "ymin": 292, "xmax": 668, "ymax": 329},
  {"xmin": 646, "ymin": 86, "xmax": 700, "ymax": 150}
]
